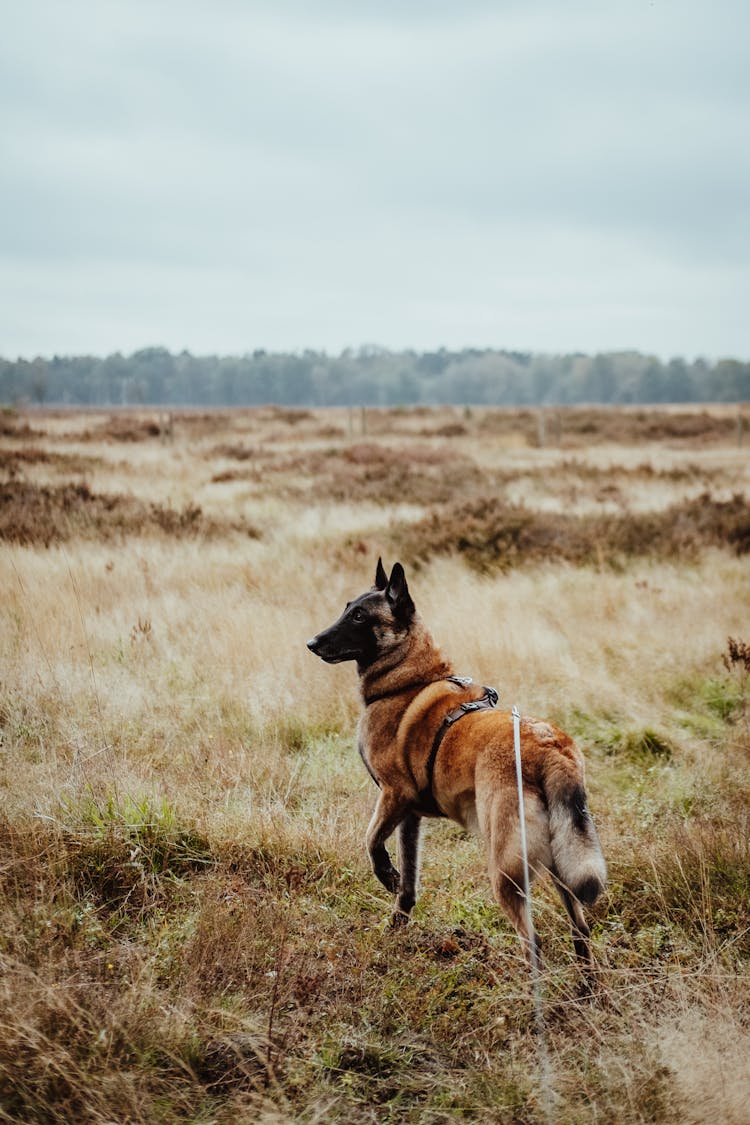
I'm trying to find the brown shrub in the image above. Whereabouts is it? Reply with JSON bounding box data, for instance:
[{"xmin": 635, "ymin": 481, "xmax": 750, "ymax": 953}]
[
  {"xmin": 424, "ymin": 422, "xmax": 470, "ymax": 438},
  {"xmin": 210, "ymin": 469, "xmax": 247, "ymax": 483},
  {"xmin": 210, "ymin": 442, "xmax": 257, "ymax": 461},
  {"xmin": 724, "ymin": 637, "xmax": 750, "ymax": 674},
  {"xmin": 205, "ymin": 437, "xmax": 729, "ymax": 510},
  {"xmin": 567, "ymin": 407, "xmax": 742, "ymax": 445},
  {"xmin": 475, "ymin": 407, "xmax": 742, "ymax": 446},
  {"xmin": 64, "ymin": 410, "xmax": 238, "ymax": 443},
  {"xmin": 260, "ymin": 406, "xmax": 314, "ymax": 425},
  {"xmin": 0, "ymin": 445, "xmax": 52, "ymax": 468},
  {"xmin": 88, "ymin": 415, "xmax": 163, "ymax": 442},
  {"xmin": 0, "ymin": 411, "xmax": 42, "ymax": 439},
  {"xmin": 172, "ymin": 410, "xmax": 233, "ymax": 428},
  {"xmin": 395, "ymin": 492, "xmax": 750, "ymax": 571},
  {"xmin": 0, "ymin": 480, "xmax": 261, "ymax": 546},
  {"xmin": 274, "ymin": 441, "xmax": 484, "ymax": 505},
  {"xmin": 475, "ymin": 409, "xmax": 539, "ymax": 442},
  {"xmin": 340, "ymin": 442, "xmax": 451, "ymax": 467},
  {"xmin": 0, "ymin": 446, "xmax": 103, "ymax": 477}
]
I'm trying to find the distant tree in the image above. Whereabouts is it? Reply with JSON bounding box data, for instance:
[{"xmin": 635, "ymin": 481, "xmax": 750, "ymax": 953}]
[
  {"xmin": 664, "ymin": 358, "xmax": 690, "ymax": 402},
  {"xmin": 711, "ymin": 359, "xmax": 750, "ymax": 401},
  {"xmin": 130, "ymin": 347, "xmax": 174, "ymax": 403},
  {"xmin": 530, "ymin": 355, "xmax": 559, "ymax": 403},
  {"xmin": 30, "ymin": 359, "xmax": 48, "ymax": 404},
  {"xmin": 584, "ymin": 354, "xmax": 616, "ymax": 403},
  {"xmin": 1, "ymin": 346, "xmax": 747, "ymax": 408},
  {"xmin": 637, "ymin": 359, "xmax": 667, "ymax": 403}
]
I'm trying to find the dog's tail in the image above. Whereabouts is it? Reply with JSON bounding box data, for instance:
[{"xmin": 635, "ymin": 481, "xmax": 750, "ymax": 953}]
[{"xmin": 542, "ymin": 751, "xmax": 607, "ymax": 906}]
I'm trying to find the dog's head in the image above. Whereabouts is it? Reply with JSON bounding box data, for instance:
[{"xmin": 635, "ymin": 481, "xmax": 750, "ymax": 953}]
[{"xmin": 307, "ymin": 558, "xmax": 415, "ymax": 670}]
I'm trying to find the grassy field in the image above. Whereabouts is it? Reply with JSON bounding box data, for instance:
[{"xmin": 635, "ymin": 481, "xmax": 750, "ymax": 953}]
[{"xmin": 1, "ymin": 403, "xmax": 749, "ymax": 1124}]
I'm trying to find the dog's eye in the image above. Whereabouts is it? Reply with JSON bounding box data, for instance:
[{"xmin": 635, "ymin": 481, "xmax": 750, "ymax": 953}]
[{"xmin": 351, "ymin": 607, "xmax": 365, "ymax": 623}]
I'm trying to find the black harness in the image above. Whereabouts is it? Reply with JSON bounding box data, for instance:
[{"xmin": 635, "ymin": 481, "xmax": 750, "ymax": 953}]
[
  {"xmin": 417, "ymin": 676, "xmax": 499, "ymax": 817},
  {"xmin": 362, "ymin": 675, "xmax": 499, "ymax": 818}
]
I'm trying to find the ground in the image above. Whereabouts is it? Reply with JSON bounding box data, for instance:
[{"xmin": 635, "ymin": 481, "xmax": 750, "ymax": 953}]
[{"xmin": 1, "ymin": 403, "xmax": 749, "ymax": 1123}]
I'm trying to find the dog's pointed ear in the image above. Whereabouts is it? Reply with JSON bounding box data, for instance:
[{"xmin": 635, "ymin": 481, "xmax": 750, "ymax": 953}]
[
  {"xmin": 374, "ymin": 557, "xmax": 388, "ymax": 591},
  {"xmin": 386, "ymin": 562, "xmax": 415, "ymax": 620}
]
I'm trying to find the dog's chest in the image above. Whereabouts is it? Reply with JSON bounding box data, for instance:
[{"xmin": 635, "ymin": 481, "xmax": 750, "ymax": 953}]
[
  {"xmin": 356, "ymin": 713, "xmax": 380, "ymax": 787},
  {"xmin": 356, "ymin": 710, "xmax": 402, "ymax": 789},
  {"xmin": 357, "ymin": 732, "xmax": 380, "ymax": 788}
]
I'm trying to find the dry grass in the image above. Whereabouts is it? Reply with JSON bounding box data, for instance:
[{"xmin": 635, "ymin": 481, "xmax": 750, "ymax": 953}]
[{"xmin": 1, "ymin": 406, "xmax": 749, "ymax": 1123}]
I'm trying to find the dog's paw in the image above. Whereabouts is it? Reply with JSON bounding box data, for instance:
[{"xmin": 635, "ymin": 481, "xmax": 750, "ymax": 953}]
[
  {"xmin": 378, "ymin": 865, "xmax": 400, "ymax": 895},
  {"xmin": 390, "ymin": 909, "xmax": 411, "ymax": 929}
]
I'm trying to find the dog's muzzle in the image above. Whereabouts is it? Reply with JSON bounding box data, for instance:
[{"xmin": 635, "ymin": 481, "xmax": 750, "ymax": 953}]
[{"xmin": 306, "ymin": 634, "xmax": 355, "ymax": 664}]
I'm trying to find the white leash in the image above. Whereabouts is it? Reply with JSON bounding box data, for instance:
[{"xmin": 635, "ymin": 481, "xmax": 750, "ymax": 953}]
[{"xmin": 512, "ymin": 704, "xmax": 554, "ymax": 1121}]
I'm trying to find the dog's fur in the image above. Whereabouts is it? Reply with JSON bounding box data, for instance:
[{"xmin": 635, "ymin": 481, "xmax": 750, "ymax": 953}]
[{"xmin": 307, "ymin": 559, "xmax": 606, "ymax": 969}]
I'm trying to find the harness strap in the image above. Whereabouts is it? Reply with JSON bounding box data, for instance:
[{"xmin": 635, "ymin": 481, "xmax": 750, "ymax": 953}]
[{"xmin": 418, "ymin": 681, "xmax": 499, "ymax": 816}]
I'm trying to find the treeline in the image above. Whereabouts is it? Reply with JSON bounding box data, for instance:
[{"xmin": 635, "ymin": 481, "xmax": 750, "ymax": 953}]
[{"xmin": 2, "ymin": 346, "xmax": 749, "ymax": 407}]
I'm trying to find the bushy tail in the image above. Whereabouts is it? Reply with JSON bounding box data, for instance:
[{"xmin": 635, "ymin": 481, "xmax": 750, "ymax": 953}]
[{"xmin": 544, "ymin": 764, "xmax": 607, "ymax": 906}]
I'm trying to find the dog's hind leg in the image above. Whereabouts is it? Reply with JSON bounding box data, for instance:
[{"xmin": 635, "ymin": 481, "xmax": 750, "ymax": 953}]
[
  {"xmin": 492, "ymin": 867, "xmax": 543, "ymax": 970},
  {"xmin": 365, "ymin": 789, "xmax": 410, "ymax": 899},
  {"xmin": 392, "ymin": 812, "xmax": 422, "ymax": 925},
  {"xmin": 484, "ymin": 796, "xmax": 549, "ymax": 969},
  {"xmin": 554, "ymin": 878, "xmax": 593, "ymax": 970}
]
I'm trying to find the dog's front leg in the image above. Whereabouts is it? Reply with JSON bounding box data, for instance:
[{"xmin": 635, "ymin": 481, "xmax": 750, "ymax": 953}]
[
  {"xmin": 365, "ymin": 789, "xmax": 409, "ymax": 899},
  {"xmin": 392, "ymin": 812, "xmax": 422, "ymax": 926}
]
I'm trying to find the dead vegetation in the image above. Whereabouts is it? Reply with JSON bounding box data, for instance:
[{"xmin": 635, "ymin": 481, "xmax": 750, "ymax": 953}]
[
  {"xmin": 16, "ymin": 403, "xmax": 745, "ymax": 448},
  {"xmin": 2, "ymin": 405, "xmax": 748, "ymax": 561},
  {"xmin": 210, "ymin": 442, "xmax": 260, "ymax": 462},
  {"xmin": 0, "ymin": 410, "xmax": 43, "ymax": 440},
  {"xmin": 90, "ymin": 415, "xmax": 164, "ymax": 442},
  {"xmin": 60, "ymin": 407, "xmax": 332, "ymax": 446},
  {"xmin": 273, "ymin": 442, "xmax": 485, "ymax": 506},
  {"xmin": 474, "ymin": 405, "xmax": 745, "ymax": 446},
  {"xmin": 207, "ymin": 443, "xmax": 732, "ymax": 514},
  {"xmin": 395, "ymin": 492, "xmax": 750, "ymax": 571},
  {"xmin": 0, "ymin": 480, "xmax": 261, "ymax": 546},
  {"xmin": 84, "ymin": 412, "xmax": 230, "ymax": 443},
  {"xmin": 0, "ymin": 446, "xmax": 102, "ymax": 477}
]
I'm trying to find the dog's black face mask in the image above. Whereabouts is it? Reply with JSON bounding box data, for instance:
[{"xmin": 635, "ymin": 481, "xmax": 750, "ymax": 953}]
[
  {"xmin": 307, "ymin": 559, "xmax": 415, "ymax": 671},
  {"xmin": 306, "ymin": 590, "xmax": 383, "ymax": 667}
]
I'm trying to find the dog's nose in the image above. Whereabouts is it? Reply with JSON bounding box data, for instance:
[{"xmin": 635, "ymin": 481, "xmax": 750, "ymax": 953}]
[{"xmin": 306, "ymin": 637, "xmax": 319, "ymax": 653}]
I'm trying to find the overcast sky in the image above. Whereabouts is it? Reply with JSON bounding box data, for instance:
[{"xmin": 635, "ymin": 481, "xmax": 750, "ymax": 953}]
[{"xmin": 1, "ymin": 0, "xmax": 748, "ymax": 360}]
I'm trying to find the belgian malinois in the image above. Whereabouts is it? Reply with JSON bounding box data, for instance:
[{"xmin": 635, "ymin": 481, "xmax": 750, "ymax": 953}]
[{"xmin": 307, "ymin": 559, "xmax": 606, "ymax": 970}]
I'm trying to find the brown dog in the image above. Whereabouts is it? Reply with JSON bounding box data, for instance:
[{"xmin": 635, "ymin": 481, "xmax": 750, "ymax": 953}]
[{"xmin": 307, "ymin": 559, "xmax": 606, "ymax": 969}]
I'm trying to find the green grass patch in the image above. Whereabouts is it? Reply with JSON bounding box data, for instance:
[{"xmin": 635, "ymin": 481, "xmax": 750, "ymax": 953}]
[{"xmin": 565, "ymin": 707, "xmax": 676, "ymax": 763}]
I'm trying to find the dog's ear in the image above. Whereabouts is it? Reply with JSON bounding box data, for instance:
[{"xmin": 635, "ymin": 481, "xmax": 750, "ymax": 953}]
[
  {"xmin": 386, "ymin": 562, "xmax": 415, "ymax": 620},
  {"xmin": 374, "ymin": 557, "xmax": 388, "ymax": 591}
]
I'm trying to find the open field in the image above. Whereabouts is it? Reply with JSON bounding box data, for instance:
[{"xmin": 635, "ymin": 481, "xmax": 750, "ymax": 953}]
[{"xmin": 1, "ymin": 404, "xmax": 749, "ymax": 1123}]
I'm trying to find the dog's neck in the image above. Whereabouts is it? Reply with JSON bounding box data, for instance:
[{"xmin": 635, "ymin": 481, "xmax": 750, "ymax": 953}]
[{"xmin": 359, "ymin": 614, "xmax": 453, "ymax": 702}]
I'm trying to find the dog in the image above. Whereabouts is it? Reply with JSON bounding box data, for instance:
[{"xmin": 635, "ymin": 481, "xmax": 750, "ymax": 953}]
[{"xmin": 307, "ymin": 559, "xmax": 606, "ymax": 970}]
